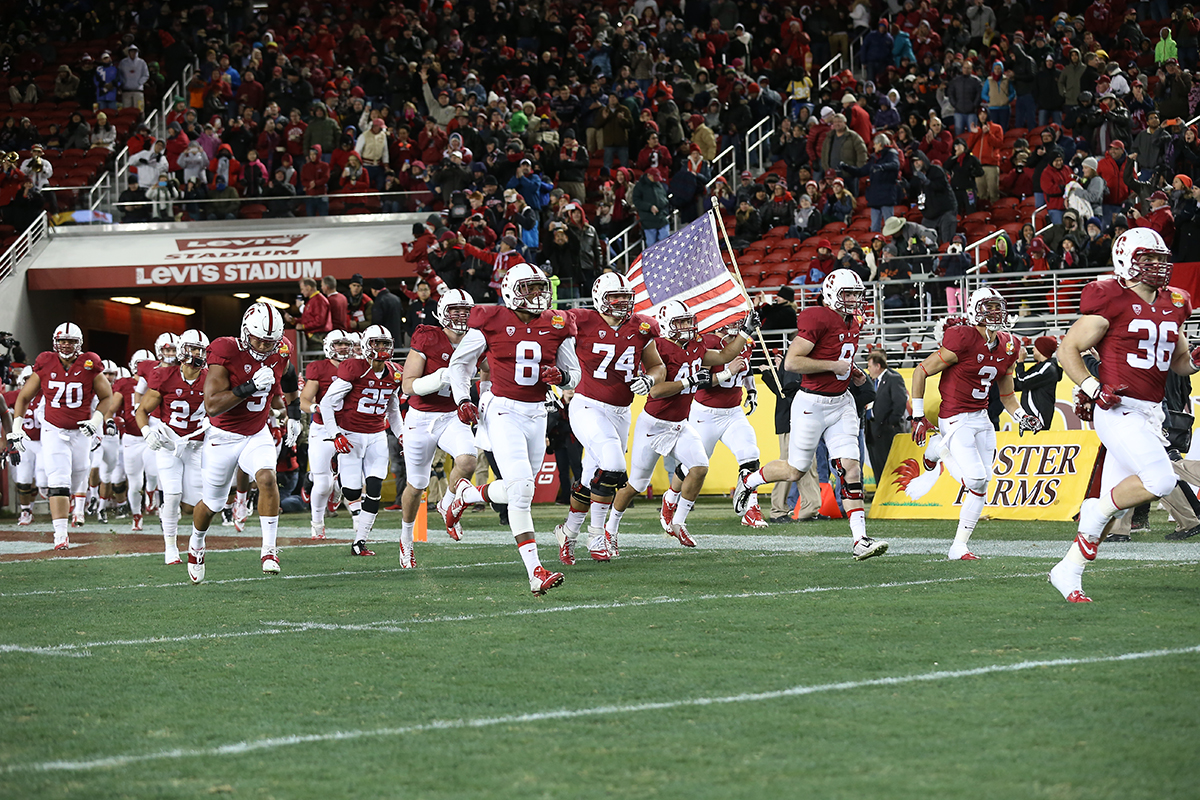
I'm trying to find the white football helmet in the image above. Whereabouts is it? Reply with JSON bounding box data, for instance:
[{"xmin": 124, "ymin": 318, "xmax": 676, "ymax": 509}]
[
  {"xmin": 240, "ymin": 302, "xmax": 284, "ymax": 362},
  {"xmin": 178, "ymin": 329, "xmax": 210, "ymax": 368},
  {"xmin": 53, "ymin": 322, "xmax": 83, "ymax": 359},
  {"xmin": 129, "ymin": 348, "xmax": 154, "ymax": 373},
  {"xmin": 966, "ymin": 286, "xmax": 1008, "ymax": 331},
  {"xmin": 16, "ymin": 365, "xmax": 32, "ymax": 388},
  {"xmin": 154, "ymin": 332, "xmax": 180, "ymax": 364},
  {"xmin": 102, "ymin": 359, "xmax": 119, "ymax": 380},
  {"xmin": 436, "ymin": 288, "xmax": 475, "ymax": 334},
  {"xmin": 323, "ymin": 329, "xmax": 354, "ymax": 361},
  {"xmin": 655, "ymin": 299, "xmax": 697, "ymax": 344},
  {"xmin": 501, "ymin": 262, "xmax": 551, "ymax": 314},
  {"xmin": 347, "ymin": 331, "xmax": 363, "ymax": 359},
  {"xmin": 361, "ymin": 324, "xmax": 394, "ymax": 361},
  {"xmin": 119, "ymin": 367, "xmax": 131, "ymax": 379},
  {"xmin": 822, "ymin": 269, "xmax": 866, "ymax": 316},
  {"xmin": 1112, "ymin": 227, "xmax": 1172, "ymax": 289},
  {"xmin": 591, "ymin": 272, "xmax": 635, "ymax": 321}
]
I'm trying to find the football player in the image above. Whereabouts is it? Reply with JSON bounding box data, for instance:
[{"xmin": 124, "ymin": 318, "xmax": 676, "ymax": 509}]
[
  {"xmin": 662, "ymin": 318, "xmax": 765, "ymax": 530},
  {"xmin": 187, "ymin": 303, "xmax": 301, "ymax": 583},
  {"xmin": 113, "ymin": 351, "xmax": 159, "ymax": 531},
  {"xmin": 908, "ymin": 288, "xmax": 1043, "ymax": 560},
  {"xmin": 7, "ymin": 323, "xmax": 116, "ymax": 550},
  {"xmin": 731, "ymin": 270, "xmax": 890, "ymax": 561},
  {"xmin": 1050, "ymin": 228, "xmax": 1198, "ymax": 602},
  {"xmin": 85, "ymin": 360, "xmax": 121, "ymax": 521},
  {"xmin": 447, "ymin": 263, "xmax": 579, "ymax": 595},
  {"xmin": 300, "ymin": 329, "xmax": 355, "ymax": 540},
  {"xmin": 401, "ymin": 289, "xmax": 479, "ymax": 555},
  {"xmin": 3, "ymin": 366, "xmax": 46, "ymax": 526},
  {"xmin": 605, "ymin": 301, "xmax": 759, "ymax": 550},
  {"xmin": 553, "ymin": 273, "xmax": 665, "ymax": 564},
  {"xmin": 321, "ymin": 325, "xmax": 405, "ymax": 558},
  {"xmin": 136, "ymin": 329, "xmax": 209, "ymax": 564},
  {"xmin": 132, "ymin": 334, "xmax": 178, "ymax": 514}
]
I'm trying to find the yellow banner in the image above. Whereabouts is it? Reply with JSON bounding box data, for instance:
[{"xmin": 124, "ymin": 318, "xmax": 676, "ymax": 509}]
[{"xmin": 868, "ymin": 430, "xmax": 1101, "ymax": 520}]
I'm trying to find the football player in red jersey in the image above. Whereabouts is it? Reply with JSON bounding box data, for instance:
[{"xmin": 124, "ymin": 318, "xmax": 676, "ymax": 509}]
[
  {"xmin": 186, "ymin": 303, "xmax": 301, "ymax": 583},
  {"xmin": 1049, "ymin": 228, "xmax": 1199, "ymax": 602},
  {"xmin": 605, "ymin": 300, "xmax": 759, "ymax": 550},
  {"xmin": 7, "ymin": 323, "xmax": 116, "ymax": 550},
  {"xmin": 447, "ymin": 263, "xmax": 579, "ymax": 595},
  {"xmin": 136, "ymin": 329, "xmax": 210, "ymax": 564},
  {"xmin": 552, "ymin": 273, "xmax": 666, "ymax": 564},
  {"xmin": 401, "ymin": 290, "xmax": 480, "ymax": 553},
  {"xmin": 299, "ymin": 329, "xmax": 355, "ymax": 540},
  {"xmin": 113, "ymin": 351, "xmax": 159, "ymax": 531},
  {"xmin": 661, "ymin": 318, "xmax": 765, "ymax": 530},
  {"xmin": 4, "ymin": 366, "xmax": 46, "ymax": 526},
  {"xmin": 732, "ymin": 270, "xmax": 890, "ymax": 560},
  {"xmin": 320, "ymin": 325, "xmax": 405, "ymax": 560},
  {"xmin": 133, "ymin": 336, "xmax": 178, "ymax": 515},
  {"xmin": 907, "ymin": 288, "xmax": 1043, "ymax": 560}
]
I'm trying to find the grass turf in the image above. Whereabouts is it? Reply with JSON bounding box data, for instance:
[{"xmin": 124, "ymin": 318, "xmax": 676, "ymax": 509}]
[{"xmin": 1, "ymin": 500, "xmax": 1198, "ymax": 799}]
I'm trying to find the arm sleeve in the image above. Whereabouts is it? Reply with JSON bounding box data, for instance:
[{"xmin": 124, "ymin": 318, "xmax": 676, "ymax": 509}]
[
  {"xmin": 386, "ymin": 389, "xmax": 403, "ymax": 437},
  {"xmin": 556, "ymin": 337, "xmax": 581, "ymax": 390},
  {"xmin": 411, "ymin": 367, "xmax": 448, "ymax": 396},
  {"xmin": 134, "ymin": 376, "xmax": 148, "ymax": 395},
  {"xmin": 449, "ymin": 328, "xmax": 487, "ymax": 404},
  {"xmin": 319, "ymin": 378, "xmax": 353, "ymax": 433}
]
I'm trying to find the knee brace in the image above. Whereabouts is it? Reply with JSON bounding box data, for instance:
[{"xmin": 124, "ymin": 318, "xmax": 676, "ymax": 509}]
[
  {"xmin": 342, "ymin": 487, "xmax": 362, "ymax": 502},
  {"xmin": 831, "ymin": 459, "xmax": 864, "ymax": 501},
  {"xmin": 589, "ymin": 469, "xmax": 628, "ymax": 499},
  {"xmin": 961, "ymin": 475, "xmax": 989, "ymax": 496},
  {"xmin": 113, "ymin": 481, "xmax": 128, "ymax": 495},
  {"xmin": 674, "ymin": 464, "xmax": 687, "ymax": 482},
  {"xmin": 571, "ymin": 480, "xmax": 590, "ymax": 507},
  {"xmin": 507, "ymin": 477, "xmax": 535, "ymax": 510},
  {"xmin": 17, "ymin": 482, "xmax": 34, "ymax": 494},
  {"xmin": 48, "ymin": 486, "xmax": 70, "ymax": 497},
  {"xmin": 738, "ymin": 459, "xmax": 760, "ymax": 474},
  {"xmin": 362, "ymin": 476, "xmax": 383, "ymax": 513},
  {"xmin": 1144, "ymin": 469, "xmax": 1178, "ymax": 500}
]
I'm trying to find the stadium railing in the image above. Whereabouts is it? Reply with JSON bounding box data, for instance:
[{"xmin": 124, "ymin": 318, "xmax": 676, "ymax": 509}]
[{"xmin": 0, "ymin": 211, "xmax": 48, "ymax": 285}]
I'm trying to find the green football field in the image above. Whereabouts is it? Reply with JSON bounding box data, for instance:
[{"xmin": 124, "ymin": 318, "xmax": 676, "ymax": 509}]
[{"xmin": 2, "ymin": 499, "xmax": 1199, "ymax": 799}]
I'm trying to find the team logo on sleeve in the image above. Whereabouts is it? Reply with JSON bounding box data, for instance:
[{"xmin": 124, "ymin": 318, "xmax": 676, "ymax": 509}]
[
  {"xmin": 639, "ymin": 321, "xmax": 651, "ymax": 334},
  {"xmin": 551, "ymin": 314, "xmax": 565, "ymax": 329},
  {"xmin": 1171, "ymin": 292, "xmax": 1185, "ymax": 308},
  {"xmin": 84, "ymin": 360, "xmax": 94, "ymax": 368},
  {"xmin": 1006, "ymin": 340, "xmax": 1015, "ymax": 355},
  {"xmin": 599, "ymin": 329, "xmax": 607, "ymax": 338},
  {"xmin": 279, "ymin": 341, "xmax": 291, "ymax": 355},
  {"xmin": 506, "ymin": 326, "xmax": 516, "ymax": 336}
]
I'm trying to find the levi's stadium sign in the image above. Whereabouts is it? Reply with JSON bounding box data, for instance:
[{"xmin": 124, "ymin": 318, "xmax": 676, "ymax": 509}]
[{"xmin": 25, "ymin": 221, "xmax": 420, "ymax": 291}]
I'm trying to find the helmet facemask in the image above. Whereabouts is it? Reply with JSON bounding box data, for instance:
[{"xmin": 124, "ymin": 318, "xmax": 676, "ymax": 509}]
[
  {"xmin": 666, "ymin": 313, "xmax": 697, "ymax": 344},
  {"xmin": 972, "ymin": 297, "xmax": 1008, "ymax": 331},
  {"xmin": 365, "ymin": 335, "xmax": 394, "ymax": 361},
  {"xmin": 513, "ymin": 276, "xmax": 551, "ymax": 314},
  {"xmin": 442, "ymin": 304, "xmax": 473, "ymax": 334},
  {"xmin": 832, "ymin": 288, "xmax": 865, "ymax": 316},
  {"xmin": 1127, "ymin": 248, "xmax": 1173, "ymax": 289},
  {"xmin": 181, "ymin": 343, "xmax": 208, "ymax": 368},
  {"xmin": 600, "ymin": 289, "xmax": 635, "ymax": 321}
]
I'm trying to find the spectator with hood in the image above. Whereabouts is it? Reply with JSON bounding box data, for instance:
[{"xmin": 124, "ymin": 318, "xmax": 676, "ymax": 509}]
[
  {"xmin": 1034, "ymin": 54, "xmax": 1065, "ymax": 127},
  {"xmin": 208, "ymin": 143, "xmax": 243, "ymax": 192},
  {"xmin": 946, "ymin": 137, "xmax": 984, "ymax": 214},
  {"xmin": 301, "ymin": 145, "xmax": 331, "ymax": 216},
  {"xmin": 1039, "ymin": 149, "xmax": 1072, "ymax": 224},
  {"xmin": 912, "ymin": 150, "xmax": 958, "ymax": 244},
  {"xmin": 632, "ymin": 166, "xmax": 672, "ymax": 245}
]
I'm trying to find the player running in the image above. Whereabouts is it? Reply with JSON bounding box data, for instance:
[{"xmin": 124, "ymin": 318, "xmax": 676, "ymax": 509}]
[
  {"xmin": 3, "ymin": 366, "xmax": 46, "ymax": 526},
  {"xmin": 187, "ymin": 302, "xmax": 300, "ymax": 583},
  {"xmin": 300, "ymin": 329, "xmax": 354, "ymax": 540},
  {"xmin": 605, "ymin": 300, "xmax": 759, "ymax": 550},
  {"xmin": 7, "ymin": 323, "xmax": 116, "ymax": 550},
  {"xmin": 136, "ymin": 329, "xmax": 210, "ymax": 564},
  {"xmin": 553, "ymin": 273, "xmax": 665, "ymax": 564},
  {"xmin": 320, "ymin": 325, "xmax": 405, "ymax": 559},
  {"xmin": 662, "ymin": 318, "xmax": 765, "ymax": 530},
  {"xmin": 447, "ymin": 263, "xmax": 579, "ymax": 595},
  {"xmin": 1050, "ymin": 228, "xmax": 1198, "ymax": 601},
  {"xmin": 114, "ymin": 352, "xmax": 159, "ymax": 531},
  {"xmin": 907, "ymin": 288, "xmax": 1043, "ymax": 560},
  {"xmin": 401, "ymin": 289, "xmax": 480, "ymax": 557},
  {"xmin": 731, "ymin": 270, "xmax": 889, "ymax": 560}
]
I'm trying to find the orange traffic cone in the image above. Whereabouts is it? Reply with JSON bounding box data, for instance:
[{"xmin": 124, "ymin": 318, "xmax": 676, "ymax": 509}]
[{"xmin": 415, "ymin": 489, "xmax": 428, "ymax": 542}]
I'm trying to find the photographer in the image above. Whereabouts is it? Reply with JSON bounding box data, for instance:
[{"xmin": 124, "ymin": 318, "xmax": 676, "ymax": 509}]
[{"xmin": 146, "ymin": 175, "xmax": 180, "ymax": 221}]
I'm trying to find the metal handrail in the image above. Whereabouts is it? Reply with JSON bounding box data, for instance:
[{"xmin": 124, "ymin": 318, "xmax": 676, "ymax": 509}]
[
  {"xmin": 158, "ymin": 62, "xmax": 195, "ymax": 140},
  {"xmin": 1031, "ymin": 202, "xmax": 1047, "ymax": 232},
  {"xmin": 608, "ymin": 219, "xmax": 642, "ymax": 273},
  {"xmin": 743, "ymin": 116, "xmax": 772, "ymax": 174},
  {"xmin": 818, "ymin": 53, "xmax": 844, "ymax": 92},
  {"xmin": 706, "ymin": 144, "xmax": 736, "ymax": 192},
  {"xmin": 0, "ymin": 212, "xmax": 48, "ymax": 284}
]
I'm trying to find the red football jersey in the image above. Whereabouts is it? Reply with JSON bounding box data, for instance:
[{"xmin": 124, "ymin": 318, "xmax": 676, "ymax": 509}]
[
  {"xmin": 206, "ymin": 336, "xmax": 290, "ymax": 435},
  {"xmin": 3, "ymin": 390, "xmax": 41, "ymax": 442},
  {"xmin": 645, "ymin": 337, "xmax": 707, "ymax": 422},
  {"xmin": 304, "ymin": 358, "xmax": 341, "ymax": 425},
  {"xmin": 148, "ymin": 366, "xmax": 208, "ymax": 436},
  {"xmin": 468, "ymin": 305, "xmax": 578, "ymax": 403},
  {"xmin": 694, "ymin": 334, "xmax": 753, "ymax": 409},
  {"xmin": 33, "ymin": 350, "xmax": 105, "ymax": 428},
  {"xmin": 793, "ymin": 306, "xmax": 860, "ymax": 395},
  {"xmin": 569, "ymin": 309, "xmax": 659, "ymax": 407},
  {"xmin": 136, "ymin": 358, "xmax": 161, "ymax": 389},
  {"xmin": 937, "ymin": 326, "xmax": 1020, "ymax": 418},
  {"xmin": 333, "ymin": 358, "xmax": 403, "ymax": 433},
  {"xmin": 1081, "ymin": 279, "xmax": 1193, "ymax": 404},
  {"xmin": 409, "ymin": 324, "xmax": 458, "ymax": 413},
  {"xmin": 111, "ymin": 376, "xmax": 142, "ymax": 436}
]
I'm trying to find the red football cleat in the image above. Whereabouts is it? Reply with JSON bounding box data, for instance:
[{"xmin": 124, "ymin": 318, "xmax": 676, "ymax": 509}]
[
  {"xmin": 530, "ymin": 565, "xmax": 564, "ymax": 596},
  {"xmin": 669, "ymin": 523, "xmax": 696, "ymax": 548},
  {"xmin": 958, "ymin": 552, "xmax": 980, "ymax": 560},
  {"xmin": 659, "ymin": 495, "xmax": 676, "ymax": 532},
  {"xmin": 1066, "ymin": 590, "xmax": 1092, "ymax": 603},
  {"xmin": 741, "ymin": 505, "xmax": 768, "ymax": 528}
]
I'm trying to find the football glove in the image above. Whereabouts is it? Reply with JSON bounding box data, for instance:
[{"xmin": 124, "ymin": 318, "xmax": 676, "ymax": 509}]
[
  {"xmin": 2, "ymin": 445, "xmax": 19, "ymax": 467},
  {"xmin": 284, "ymin": 418, "xmax": 302, "ymax": 448},
  {"xmin": 6, "ymin": 428, "xmax": 29, "ymax": 453},
  {"xmin": 457, "ymin": 400, "xmax": 480, "ymax": 426},
  {"xmin": 539, "ymin": 365, "xmax": 568, "ymax": 386},
  {"xmin": 1073, "ymin": 387, "xmax": 1095, "ymax": 423},
  {"xmin": 143, "ymin": 426, "xmax": 172, "ymax": 451},
  {"xmin": 1096, "ymin": 383, "xmax": 1127, "ymax": 410},
  {"xmin": 331, "ymin": 432, "xmax": 353, "ymax": 454},
  {"xmin": 745, "ymin": 388, "xmax": 758, "ymax": 415},
  {"xmin": 739, "ymin": 310, "xmax": 761, "ymax": 339},
  {"xmin": 910, "ymin": 415, "xmax": 933, "ymax": 445},
  {"xmin": 630, "ymin": 373, "xmax": 655, "ymax": 396},
  {"xmin": 78, "ymin": 410, "xmax": 104, "ymax": 438},
  {"xmin": 1014, "ymin": 408, "xmax": 1043, "ymax": 434},
  {"xmin": 104, "ymin": 419, "xmax": 118, "ymax": 437}
]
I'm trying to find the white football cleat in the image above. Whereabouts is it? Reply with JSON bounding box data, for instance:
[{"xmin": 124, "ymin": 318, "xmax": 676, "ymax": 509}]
[
  {"xmin": 17, "ymin": 509, "xmax": 33, "ymax": 526},
  {"xmin": 131, "ymin": 514, "xmax": 143, "ymax": 532},
  {"xmin": 947, "ymin": 542, "xmax": 978, "ymax": 561},
  {"xmin": 1048, "ymin": 560, "xmax": 1091, "ymax": 602},
  {"xmin": 668, "ymin": 523, "xmax": 696, "ymax": 548},
  {"xmin": 586, "ymin": 526, "xmax": 610, "ymax": 562},
  {"xmin": 732, "ymin": 469, "xmax": 756, "ymax": 516},
  {"xmin": 554, "ymin": 524, "xmax": 576, "ymax": 566},
  {"xmin": 187, "ymin": 549, "xmax": 205, "ymax": 583},
  {"xmin": 741, "ymin": 505, "xmax": 768, "ymax": 528},
  {"xmin": 310, "ymin": 524, "xmax": 325, "ymax": 540},
  {"xmin": 398, "ymin": 540, "xmax": 416, "ymax": 569},
  {"xmin": 261, "ymin": 550, "xmax": 280, "ymax": 574},
  {"xmin": 53, "ymin": 534, "xmax": 69, "ymax": 551},
  {"xmin": 852, "ymin": 537, "xmax": 889, "ymax": 560},
  {"xmin": 233, "ymin": 499, "xmax": 248, "ymax": 533},
  {"xmin": 659, "ymin": 495, "xmax": 676, "ymax": 532},
  {"xmin": 530, "ymin": 565, "xmax": 564, "ymax": 596}
]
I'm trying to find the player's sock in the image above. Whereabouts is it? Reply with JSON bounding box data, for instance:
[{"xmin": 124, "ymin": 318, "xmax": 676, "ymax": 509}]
[
  {"xmin": 745, "ymin": 469, "xmax": 767, "ymax": 490},
  {"xmin": 52, "ymin": 517, "xmax": 68, "ymax": 540},
  {"xmin": 128, "ymin": 487, "xmax": 142, "ymax": 516},
  {"xmin": 675, "ymin": 496, "xmax": 696, "ymax": 526},
  {"xmin": 590, "ymin": 500, "xmax": 611, "ymax": 532},
  {"xmin": 607, "ymin": 507, "xmax": 626, "ymax": 533},
  {"xmin": 954, "ymin": 489, "xmax": 985, "ymax": 547},
  {"xmin": 564, "ymin": 509, "xmax": 586, "ymax": 539},
  {"xmin": 161, "ymin": 492, "xmax": 182, "ymax": 540},
  {"xmin": 73, "ymin": 494, "xmax": 86, "ymax": 517},
  {"xmin": 461, "ymin": 483, "xmax": 485, "ymax": 504},
  {"xmin": 517, "ymin": 540, "xmax": 540, "ymax": 580},
  {"xmin": 749, "ymin": 492, "xmax": 762, "ymax": 510},
  {"xmin": 235, "ymin": 490, "xmax": 248, "ymax": 513},
  {"xmin": 663, "ymin": 487, "xmax": 681, "ymax": 506},
  {"xmin": 401, "ymin": 521, "xmax": 415, "ymax": 554},
  {"xmin": 356, "ymin": 511, "xmax": 377, "ymax": 541},
  {"xmin": 189, "ymin": 526, "xmax": 206, "ymax": 553},
  {"xmin": 345, "ymin": 498, "xmax": 362, "ymax": 517},
  {"xmin": 480, "ymin": 481, "xmax": 508, "ymax": 504},
  {"xmin": 260, "ymin": 515, "xmax": 279, "ymax": 556},
  {"xmin": 848, "ymin": 508, "xmax": 866, "ymax": 543}
]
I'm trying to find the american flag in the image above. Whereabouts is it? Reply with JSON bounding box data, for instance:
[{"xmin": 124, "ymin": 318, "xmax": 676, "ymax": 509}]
[{"xmin": 627, "ymin": 213, "xmax": 750, "ymax": 333}]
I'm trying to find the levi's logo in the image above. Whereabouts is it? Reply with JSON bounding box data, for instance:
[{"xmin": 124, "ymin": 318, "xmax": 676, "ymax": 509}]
[{"xmin": 175, "ymin": 235, "xmax": 309, "ymax": 251}]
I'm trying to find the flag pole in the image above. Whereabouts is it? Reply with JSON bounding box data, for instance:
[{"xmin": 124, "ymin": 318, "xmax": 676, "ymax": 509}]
[{"xmin": 709, "ymin": 197, "xmax": 785, "ymax": 397}]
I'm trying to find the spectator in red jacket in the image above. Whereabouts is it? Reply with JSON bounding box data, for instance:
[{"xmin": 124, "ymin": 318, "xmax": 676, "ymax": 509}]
[
  {"xmin": 285, "ymin": 277, "xmax": 332, "ymax": 347},
  {"xmin": 322, "ymin": 275, "xmax": 350, "ymax": 331},
  {"xmin": 283, "ymin": 108, "xmax": 307, "ymax": 159},
  {"xmin": 966, "ymin": 107, "xmax": 1004, "ymax": 202},
  {"xmin": 1097, "ymin": 139, "xmax": 1131, "ymax": 225},
  {"xmin": 235, "ymin": 68, "xmax": 264, "ymax": 111},
  {"xmin": 1131, "ymin": 191, "xmax": 1176, "ymax": 245},
  {"xmin": 918, "ymin": 115, "xmax": 953, "ymax": 165},
  {"xmin": 164, "ymin": 122, "xmax": 190, "ymax": 172},
  {"xmin": 300, "ymin": 145, "xmax": 331, "ymax": 217},
  {"xmin": 1039, "ymin": 149, "xmax": 1072, "ymax": 224},
  {"xmin": 207, "ymin": 143, "xmax": 243, "ymax": 191},
  {"xmin": 635, "ymin": 130, "xmax": 673, "ymax": 173},
  {"xmin": 842, "ymin": 93, "xmax": 874, "ymax": 151}
]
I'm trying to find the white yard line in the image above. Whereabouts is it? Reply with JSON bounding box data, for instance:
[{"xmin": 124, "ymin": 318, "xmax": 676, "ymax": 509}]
[
  {"xmin": 7, "ymin": 642, "xmax": 1198, "ymax": 774},
  {"xmin": 0, "ymin": 563, "xmax": 1176, "ymax": 658}
]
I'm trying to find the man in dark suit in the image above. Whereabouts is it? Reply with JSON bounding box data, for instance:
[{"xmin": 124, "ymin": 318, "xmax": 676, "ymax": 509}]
[{"xmin": 865, "ymin": 350, "xmax": 909, "ymax": 483}]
